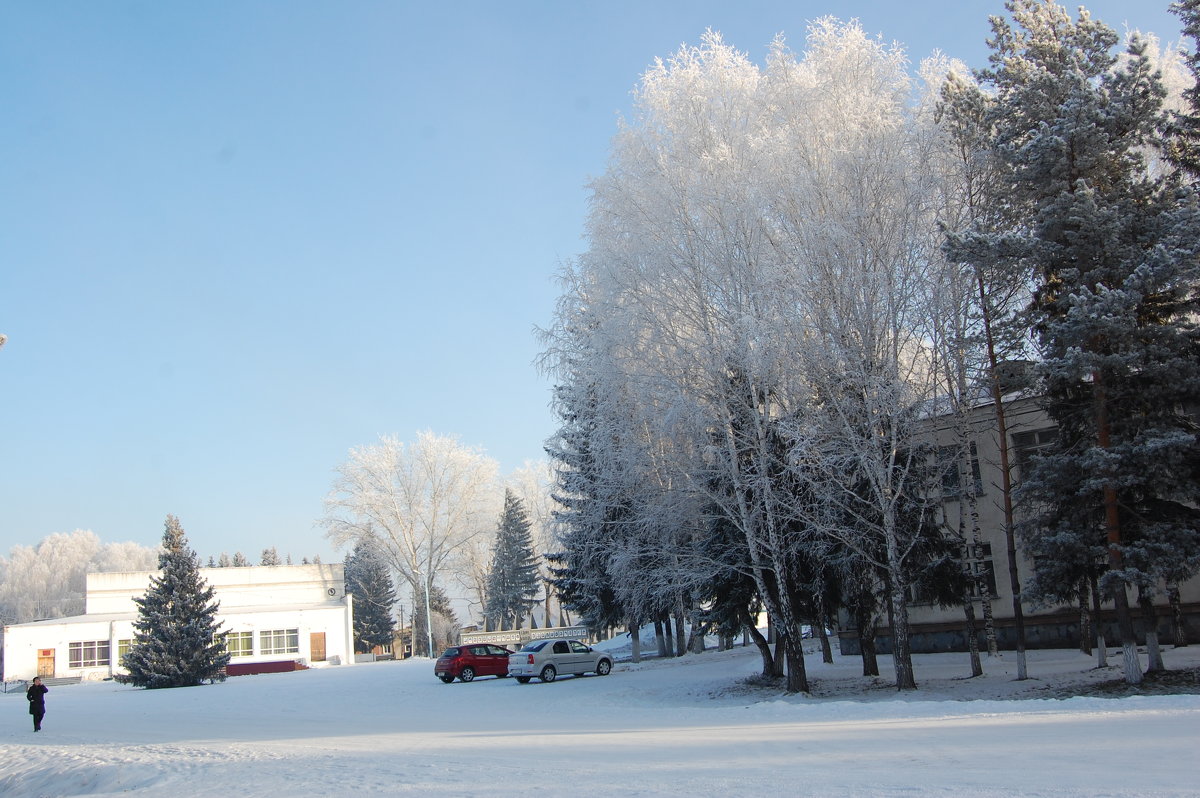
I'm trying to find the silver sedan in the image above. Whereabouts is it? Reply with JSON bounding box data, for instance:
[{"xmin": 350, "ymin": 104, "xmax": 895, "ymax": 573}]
[{"xmin": 507, "ymin": 638, "xmax": 613, "ymax": 683}]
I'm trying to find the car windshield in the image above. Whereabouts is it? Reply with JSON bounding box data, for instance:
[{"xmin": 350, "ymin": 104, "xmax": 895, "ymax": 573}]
[{"xmin": 518, "ymin": 641, "xmax": 548, "ymax": 652}]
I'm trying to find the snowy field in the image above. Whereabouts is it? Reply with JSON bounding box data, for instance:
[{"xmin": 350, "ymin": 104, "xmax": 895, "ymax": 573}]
[{"xmin": 3, "ymin": 641, "xmax": 1198, "ymax": 798}]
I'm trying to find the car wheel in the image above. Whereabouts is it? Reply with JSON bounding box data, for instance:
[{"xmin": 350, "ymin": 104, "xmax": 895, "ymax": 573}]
[
  {"xmin": 596, "ymin": 659, "xmax": 612, "ymax": 676},
  {"xmin": 439, "ymin": 674, "xmax": 454, "ymax": 684},
  {"xmin": 516, "ymin": 676, "xmax": 531, "ymax": 684},
  {"xmin": 459, "ymin": 667, "xmax": 475, "ymax": 683},
  {"xmin": 539, "ymin": 664, "xmax": 557, "ymax": 683}
]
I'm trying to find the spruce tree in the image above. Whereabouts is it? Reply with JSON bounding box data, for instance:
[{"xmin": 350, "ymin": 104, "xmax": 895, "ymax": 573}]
[
  {"xmin": 483, "ymin": 490, "xmax": 541, "ymax": 629},
  {"xmin": 260, "ymin": 547, "xmax": 281, "ymax": 566},
  {"xmin": 122, "ymin": 515, "xmax": 230, "ymax": 688},
  {"xmin": 344, "ymin": 541, "xmax": 397, "ymax": 652}
]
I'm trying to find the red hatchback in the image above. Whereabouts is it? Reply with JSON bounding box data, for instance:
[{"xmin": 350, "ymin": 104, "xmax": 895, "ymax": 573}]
[{"xmin": 435, "ymin": 644, "xmax": 514, "ymax": 683}]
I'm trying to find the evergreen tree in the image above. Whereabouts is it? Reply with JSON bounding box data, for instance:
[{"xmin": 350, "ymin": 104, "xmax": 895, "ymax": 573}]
[
  {"xmin": 217, "ymin": 552, "xmax": 232, "ymax": 567},
  {"xmin": 483, "ymin": 490, "xmax": 541, "ymax": 629},
  {"xmin": 122, "ymin": 515, "xmax": 230, "ymax": 688},
  {"xmin": 260, "ymin": 547, "xmax": 281, "ymax": 566},
  {"xmin": 344, "ymin": 541, "xmax": 397, "ymax": 652},
  {"xmin": 232, "ymin": 551, "xmax": 249, "ymax": 567},
  {"xmin": 974, "ymin": 0, "xmax": 1200, "ymax": 683}
]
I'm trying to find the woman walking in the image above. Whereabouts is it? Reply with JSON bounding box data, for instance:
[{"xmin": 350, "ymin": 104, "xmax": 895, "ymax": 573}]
[{"xmin": 27, "ymin": 676, "xmax": 47, "ymax": 732}]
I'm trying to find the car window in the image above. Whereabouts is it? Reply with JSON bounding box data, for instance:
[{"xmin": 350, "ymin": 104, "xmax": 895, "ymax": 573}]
[
  {"xmin": 553, "ymin": 641, "xmax": 570, "ymax": 654},
  {"xmin": 488, "ymin": 645, "xmax": 508, "ymax": 656},
  {"xmin": 440, "ymin": 648, "xmax": 459, "ymax": 658},
  {"xmin": 569, "ymin": 641, "xmax": 589, "ymax": 653},
  {"xmin": 470, "ymin": 646, "xmax": 487, "ymax": 656},
  {"xmin": 520, "ymin": 641, "xmax": 547, "ymax": 652}
]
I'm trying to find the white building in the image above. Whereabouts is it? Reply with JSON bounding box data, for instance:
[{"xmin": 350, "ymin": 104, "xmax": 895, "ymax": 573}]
[{"xmin": 2, "ymin": 564, "xmax": 355, "ymax": 681}]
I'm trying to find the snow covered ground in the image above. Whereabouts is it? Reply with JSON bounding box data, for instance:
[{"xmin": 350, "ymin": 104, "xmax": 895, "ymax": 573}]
[{"xmin": 3, "ymin": 641, "xmax": 1198, "ymax": 797}]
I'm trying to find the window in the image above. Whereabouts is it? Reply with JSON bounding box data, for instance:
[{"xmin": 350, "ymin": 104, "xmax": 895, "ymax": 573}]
[
  {"xmin": 938, "ymin": 443, "xmax": 984, "ymax": 499},
  {"xmin": 224, "ymin": 631, "xmax": 253, "ymax": 658},
  {"xmin": 260, "ymin": 629, "xmax": 299, "ymax": 655},
  {"xmin": 69, "ymin": 640, "xmax": 110, "ymax": 668},
  {"xmin": 117, "ymin": 639, "xmax": 133, "ymax": 660},
  {"xmin": 569, "ymin": 641, "xmax": 590, "ymax": 653},
  {"xmin": 553, "ymin": 641, "xmax": 570, "ymax": 654},
  {"xmin": 965, "ymin": 543, "xmax": 998, "ymax": 599},
  {"xmin": 1012, "ymin": 427, "xmax": 1057, "ymax": 481}
]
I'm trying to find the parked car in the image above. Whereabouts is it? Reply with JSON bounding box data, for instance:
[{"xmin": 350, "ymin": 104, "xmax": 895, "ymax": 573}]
[
  {"xmin": 434, "ymin": 644, "xmax": 514, "ymax": 683},
  {"xmin": 507, "ymin": 638, "xmax": 613, "ymax": 683}
]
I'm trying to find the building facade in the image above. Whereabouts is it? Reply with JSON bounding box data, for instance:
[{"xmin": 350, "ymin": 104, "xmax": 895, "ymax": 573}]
[
  {"xmin": 838, "ymin": 393, "xmax": 1200, "ymax": 654},
  {"xmin": 2, "ymin": 564, "xmax": 355, "ymax": 681}
]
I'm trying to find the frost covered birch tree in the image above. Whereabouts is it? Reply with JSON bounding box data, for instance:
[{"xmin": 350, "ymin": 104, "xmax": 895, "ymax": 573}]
[
  {"xmin": 542, "ymin": 21, "xmax": 963, "ymax": 692},
  {"xmin": 323, "ymin": 432, "xmax": 499, "ymax": 657}
]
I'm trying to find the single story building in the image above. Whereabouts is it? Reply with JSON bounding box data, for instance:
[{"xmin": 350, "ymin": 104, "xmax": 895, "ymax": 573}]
[{"xmin": 2, "ymin": 563, "xmax": 355, "ymax": 681}]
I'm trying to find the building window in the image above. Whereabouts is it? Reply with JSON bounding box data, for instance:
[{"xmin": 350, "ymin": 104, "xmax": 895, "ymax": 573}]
[
  {"xmin": 965, "ymin": 543, "xmax": 998, "ymax": 599},
  {"xmin": 1012, "ymin": 427, "xmax": 1057, "ymax": 481},
  {"xmin": 260, "ymin": 629, "xmax": 299, "ymax": 656},
  {"xmin": 69, "ymin": 640, "xmax": 111, "ymax": 668},
  {"xmin": 937, "ymin": 442, "xmax": 984, "ymax": 499},
  {"xmin": 117, "ymin": 639, "xmax": 133, "ymax": 661},
  {"xmin": 224, "ymin": 631, "xmax": 254, "ymax": 658}
]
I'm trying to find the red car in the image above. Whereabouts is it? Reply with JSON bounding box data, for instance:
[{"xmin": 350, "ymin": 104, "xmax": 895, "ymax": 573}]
[{"xmin": 435, "ymin": 644, "xmax": 514, "ymax": 683}]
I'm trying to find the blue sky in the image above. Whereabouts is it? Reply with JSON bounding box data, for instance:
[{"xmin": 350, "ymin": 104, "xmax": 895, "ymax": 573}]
[{"xmin": 0, "ymin": 1, "xmax": 1181, "ymax": 564}]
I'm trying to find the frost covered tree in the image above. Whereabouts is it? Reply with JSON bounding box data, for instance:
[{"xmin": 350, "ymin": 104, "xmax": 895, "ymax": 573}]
[
  {"xmin": 122, "ymin": 516, "xmax": 229, "ymax": 689},
  {"xmin": 260, "ymin": 547, "xmax": 281, "ymax": 566},
  {"xmin": 344, "ymin": 540, "xmax": 397, "ymax": 653},
  {"xmin": 968, "ymin": 0, "xmax": 1200, "ymax": 684},
  {"xmin": 540, "ymin": 21, "xmax": 962, "ymax": 692},
  {"xmin": 322, "ymin": 431, "xmax": 499, "ymax": 657},
  {"xmin": 231, "ymin": 552, "xmax": 249, "ymax": 567},
  {"xmin": 483, "ymin": 490, "xmax": 540, "ymax": 629},
  {"xmin": 0, "ymin": 530, "xmax": 158, "ymax": 624}
]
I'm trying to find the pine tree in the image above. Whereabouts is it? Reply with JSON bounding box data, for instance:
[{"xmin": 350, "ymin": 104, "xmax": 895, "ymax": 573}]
[
  {"xmin": 232, "ymin": 551, "xmax": 249, "ymax": 567},
  {"xmin": 121, "ymin": 515, "xmax": 230, "ymax": 688},
  {"xmin": 260, "ymin": 547, "xmax": 281, "ymax": 566},
  {"xmin": 974, "ymin": 0, "xmax": 1200, "ymax": 684},
  {"xmin": 344, "ymin": 541, "xmax": 397, "ymax": 652},
  {"xmin": 217, "ymin": 552, "xmax": 232, "ymax": 567},
  {"xmin": 483, "ymin": 490, "xmax": 541, "ymax": 629}
]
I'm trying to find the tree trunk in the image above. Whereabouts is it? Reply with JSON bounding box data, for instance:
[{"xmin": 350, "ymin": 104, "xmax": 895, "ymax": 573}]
[
  {"xmin": 745, "ymin": 620, "xmax": 777, "ymax": 677},
  {"xmin": 629, "ymin": 621, "xmax": 642, "ymax": 664},
  {"xmin": 654, "ymin": 617, "xmax": 668, "ymax": 658},
  {"xmin": 1138, "ymin": 591, "xmax": 1163, "ymax": 673},
  {"xmin": 1090, "ymin": 572, "xmax": 1108, "ymax": 668},
  {"xmin": 854, "ymin": 598, "xmax": 880, "ymax": 677},
  {"xmin": 773, "ymin": 633, "xmax": 786, "ymax": 678},
  {"xmin": 1078, "ymin": 577, "xmax": 1092, "ymax": 656},
  {"xmin": 885, "ymin": 519, "xmax": 917, "ymax": 690},
  {"xmin": 962, "ymin": 582, "xmax": 983, "ymax": 678},
  {"xmin": 816, "ymin": 620, "xmax": 834, "ymax": 665},
  {"xmin": 1168, "ymin": 584, "xmax": 1187, "ymax": 647},
  {"xmin": 978, "ymin": 281, "xmax": 1028, "ymax": 680},
  {"xmin": 1095, "ymin": 372, "xmax": 1142, "ymax": 685},
  {"xmin": 661, "ymin": 613, "xmax": 674, "ymax": 657},
  {"xmin": 673, "ymin": 605, "xmax": 686, "ymax": 658}
]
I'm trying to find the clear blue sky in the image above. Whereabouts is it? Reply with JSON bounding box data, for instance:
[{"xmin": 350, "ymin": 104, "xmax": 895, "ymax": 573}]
[{"xmin": 0, "ymin": 1, "xmax": 1180, "ymax": 564}]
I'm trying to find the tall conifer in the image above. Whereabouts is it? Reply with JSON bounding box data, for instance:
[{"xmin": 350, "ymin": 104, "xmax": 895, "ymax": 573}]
[
  {"xmin": 484, "ymin": 490, "xmax": 541, "ymax": 629},
  {"xmin": 122, "ymin": 515, "xmax": 229, "ymax": 688}
]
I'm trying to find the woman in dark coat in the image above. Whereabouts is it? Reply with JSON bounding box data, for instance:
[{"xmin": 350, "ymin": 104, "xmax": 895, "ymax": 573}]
[{"xmin": 26, "ymin": 676, "xmax": 47, "ymax": 731}]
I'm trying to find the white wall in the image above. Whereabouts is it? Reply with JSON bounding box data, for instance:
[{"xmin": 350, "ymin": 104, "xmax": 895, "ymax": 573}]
[{"xmin": 2, "ymin": 565, "xmax": 354, "ymax": 681}]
